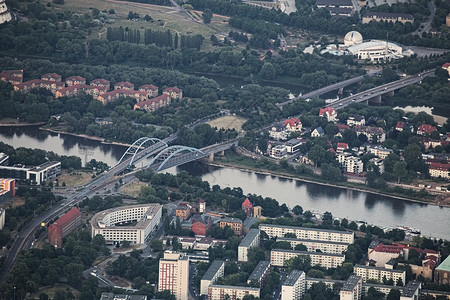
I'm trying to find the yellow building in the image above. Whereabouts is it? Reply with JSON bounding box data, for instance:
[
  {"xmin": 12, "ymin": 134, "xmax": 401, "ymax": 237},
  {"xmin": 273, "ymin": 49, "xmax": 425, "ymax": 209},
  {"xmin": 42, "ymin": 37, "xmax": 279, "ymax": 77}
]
[{"xmin": 220, "ymin": 217, "xmax": 243, "ymax": 236}]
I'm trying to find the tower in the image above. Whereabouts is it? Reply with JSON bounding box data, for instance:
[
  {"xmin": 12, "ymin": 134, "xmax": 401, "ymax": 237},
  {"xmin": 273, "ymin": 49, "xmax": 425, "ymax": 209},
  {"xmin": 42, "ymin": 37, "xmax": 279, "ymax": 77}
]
[
  {"xmin": 199, "ymin": 199, "xmax": 205, "ymax": 213},
  {"xmin": 158, "ymin": 251, "xmax": 190, "ymax": 300},
  {"xmin": 242, "ymin": 198, "xmax": 253, "ymax": 217}
]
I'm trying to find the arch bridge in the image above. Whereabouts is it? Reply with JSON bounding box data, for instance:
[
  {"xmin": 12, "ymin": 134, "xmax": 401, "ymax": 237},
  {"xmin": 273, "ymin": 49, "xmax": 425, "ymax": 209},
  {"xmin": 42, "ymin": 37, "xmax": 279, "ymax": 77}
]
[
  {"xmin": 147, "ymin": 146, "xmax": 207, "ymax": 172},
  {"xmin": 117, "ymin": 137, "xmax": 167, "ymax": 167}
]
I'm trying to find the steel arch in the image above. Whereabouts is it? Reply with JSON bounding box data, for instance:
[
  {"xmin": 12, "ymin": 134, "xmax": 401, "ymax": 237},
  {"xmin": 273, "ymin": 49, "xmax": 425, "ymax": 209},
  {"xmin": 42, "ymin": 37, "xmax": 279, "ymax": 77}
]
[
  {"xmin": 147, "ymin": 145, "xmax": 206, "ymax": 171},
  {"xmin": 117, "ymin": 137, "xmax": 166, "ymax": 166}
]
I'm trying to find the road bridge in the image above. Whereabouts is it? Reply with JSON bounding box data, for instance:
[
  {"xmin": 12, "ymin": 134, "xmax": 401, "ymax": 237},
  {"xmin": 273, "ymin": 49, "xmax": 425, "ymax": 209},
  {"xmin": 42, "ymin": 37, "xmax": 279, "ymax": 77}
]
[{"xmin": 327, "ymin": 69, "xmax": 434, "ymax": 110}]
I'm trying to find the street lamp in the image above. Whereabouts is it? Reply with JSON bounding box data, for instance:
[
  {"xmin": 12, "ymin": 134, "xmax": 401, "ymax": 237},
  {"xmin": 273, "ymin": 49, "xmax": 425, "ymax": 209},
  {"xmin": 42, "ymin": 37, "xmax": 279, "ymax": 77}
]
[{"xmin": 13, "ymin": 286, "xmax": 16, "ymax": 300}]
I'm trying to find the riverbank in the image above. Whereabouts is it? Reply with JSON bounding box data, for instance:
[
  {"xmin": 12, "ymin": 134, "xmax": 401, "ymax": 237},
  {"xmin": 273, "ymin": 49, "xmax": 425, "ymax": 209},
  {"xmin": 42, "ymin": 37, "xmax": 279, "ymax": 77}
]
[
  {"xmin": 39, "ymin": 127, "xmax": 132, "ymax": 148},
  {"xmin": 205, "ymin": 159, "xmax": 449, "ymax": 208},
  {"xmin": 0, "ymin": 119, "xmax": 46, "ymax": 127}
]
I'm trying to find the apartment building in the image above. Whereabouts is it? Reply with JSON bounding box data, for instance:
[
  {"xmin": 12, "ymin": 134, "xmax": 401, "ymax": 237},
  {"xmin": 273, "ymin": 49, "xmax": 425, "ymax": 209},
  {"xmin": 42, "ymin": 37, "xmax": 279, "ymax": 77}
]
[
  {"xmin": 259, "ymin": 224, "xmax": 354, "ymax": 244},
  {"xmin": 340, "ymin": 275, "xmax": 363, "ymax": 300},
  {"xmin": 200, "ymin": 260, "xmax": 225, "ymax": 295},
  {"xmin": 281, "ymin": 270, "xmax": 305, "ymax": 300},
  {"xmin": 220, "ymin": 217, "xmax": 243, "ymax": 236},
  {"xmin": 270, "ymin": 249, "xmax": 345, "ymax": 269},
  {"xmin": 277, "ymin": 237, "xmax": 349, "ymax": 254},
  {"xmin": 207, "ymin": 285, "xmax": 259, "ymax": 300},
  {"xmin": 354, "ymin": 264, "xmax": 406, "ymax": 286},
  {"xmin": 158, "ymin": 251, "xmax": 190, "ymax": 300},
  {"xmin": 238, "ymin": 228, "xmax": 260, "ymax": 262}
]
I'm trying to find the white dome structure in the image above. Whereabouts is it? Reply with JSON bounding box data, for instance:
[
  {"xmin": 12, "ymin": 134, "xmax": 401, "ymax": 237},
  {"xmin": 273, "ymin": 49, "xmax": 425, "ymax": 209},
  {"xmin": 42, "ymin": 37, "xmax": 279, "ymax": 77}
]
[{"xmin": 344, "ymin": 31, "xmax": 363, "ymax": 47}]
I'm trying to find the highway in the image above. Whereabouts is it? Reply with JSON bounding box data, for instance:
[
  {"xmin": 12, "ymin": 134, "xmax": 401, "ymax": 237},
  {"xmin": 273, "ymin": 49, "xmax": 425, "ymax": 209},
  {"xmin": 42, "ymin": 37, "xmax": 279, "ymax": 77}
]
[{"xmin": 327, "ymin": 69, "xmax": 435, "ymax": 110}]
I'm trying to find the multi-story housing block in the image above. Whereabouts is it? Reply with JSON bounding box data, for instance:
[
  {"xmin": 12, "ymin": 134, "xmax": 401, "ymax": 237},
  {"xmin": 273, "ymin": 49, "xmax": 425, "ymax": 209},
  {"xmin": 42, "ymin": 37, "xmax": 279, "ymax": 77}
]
[
  {"xmin": 158, "ymin": 251, "xmax": 190, "ymax": 300},
  {"xmin": 259, "ymin": 224, "xmax": 354, "ymax": 243},
  {"xmin": 200, "ymin": 260, "xmax": 225, "ymax": 295},
  {"xmin": 281, "ymin": 270, "xmax": 305, "ymax": 300},
  {"xmin": 270, "ymin": 249, "xmax": 345, "ymax": 269},
  {"xmin": 277, "ymin": 237, "xmax": 349, "ymax": 254},
  {"xmin": 340, "ymin": 275, "xmax": 363, "ymax": 300},
  {"xmin": 220, "ymin": 217, "xmax": 243, "ymax": 236},
  {"xmin": 238, "ymin": 228, "xmax": 260, "ymax": 261},
  {"xmin": 354, "ymin": 264, "xmax": 406, "ymax": 285},
  {"xmin": 207, "ymin": 285, "xmax": 259, "ymax": 300},
  {"xmin": 163, "ymin": 87, "xmax": 183, "ymax": 99}
]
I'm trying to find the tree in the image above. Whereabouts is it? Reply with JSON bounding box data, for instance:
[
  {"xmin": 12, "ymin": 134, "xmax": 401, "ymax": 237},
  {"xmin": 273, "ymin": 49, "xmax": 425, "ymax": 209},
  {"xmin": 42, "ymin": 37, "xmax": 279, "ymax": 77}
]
[
  {"xmin": 292, "ymin": 205, "xmax": 303, "ymax": 215},
  {"xmin": 387, "ymin": 289, "xmax": 401, "ymax": 300},
  {"xmin": 259, "ymin": 63, "xmax": 277, "ymax": 80},
  {"xmin": 393, "ymin": 161, "xmax": 407, "ymax": 183},
  {"xmin": 295, "ymin": 244, "xmax": 308, "ymax": 251},
  {"xmin": 308, "ymin": 145, "xmax": 326, "ymax": 167},
  {"xmin": 307, "ymin": 269, "xmax": 325, "ymax": 278},
  {"xmin": 151, "ymin": 239, "xmax": 163, "ymax": 252},
  {"xmin": 202, "ymin": 9, "xmax": 213, "ymax": 24},
  {"xmin": 348, "ymin": 221, "xmax": 358, "ymax": 231}
]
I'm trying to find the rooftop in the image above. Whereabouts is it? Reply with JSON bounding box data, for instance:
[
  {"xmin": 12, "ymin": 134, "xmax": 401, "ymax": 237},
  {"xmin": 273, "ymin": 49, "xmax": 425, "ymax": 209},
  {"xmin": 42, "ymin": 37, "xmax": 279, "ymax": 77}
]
[
  {"xmin": 364, "ymin": 11, "xmax": 414, "ymax": 20},
  {"xmin": 91, "ymin": 204, "xmax": 162, "ymax": 230},
  {"xmin": 277, "ymin": 237, "xmax": 349, "ymax": 246},
  {"xmin": 401, "ymin": 281, "xmax": 421, "ymax": 298},
  {"xmin": 436, "ymin": 255, "xmax": 450, "ymax": 272},
  {"xmin": 208, "ymin": 285, "xmax": 260, "ymax": 292},
  {"xmin": 201, "ymin": 260, "xmax": 225, "ymax": 281},
  {"xmin": 342, "ymin": 275, "xmax": 361, "ymax": 291},
  {"xmin": 239, "ymin": 228, "xmax": 260, "ymax": 248},
  {"xmin": 248, "ymin": 261, "xmax": 271, "ymax": 282},
  {"xmin": 354, "ymin": 264, "xmax": 405, "ymax": 273},
  {"xmin": 283, "ymin": 270, "xmax": 305, "ymax": 286},
  {"xmin": 221, "ymin": 217, "xmax": 243, "ymax": 224}
]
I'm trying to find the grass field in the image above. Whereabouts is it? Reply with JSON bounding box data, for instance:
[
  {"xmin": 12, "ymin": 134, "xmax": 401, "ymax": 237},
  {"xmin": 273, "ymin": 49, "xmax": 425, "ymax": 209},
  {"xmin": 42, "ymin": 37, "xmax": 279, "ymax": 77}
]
[
  {"xmin": 206, "ymin": 115, "xmax": 247, "ymax": 131},
  {"xmin": 120, "ymin": 179, "xmax": 147, "ymax": 197},
  {"xmin": 58, "ymin": 170, "xmax": 92, "ymax": 187},
  {"xmin": 49, "ymin": 0, "xmax": 232, "ymax": 49}
]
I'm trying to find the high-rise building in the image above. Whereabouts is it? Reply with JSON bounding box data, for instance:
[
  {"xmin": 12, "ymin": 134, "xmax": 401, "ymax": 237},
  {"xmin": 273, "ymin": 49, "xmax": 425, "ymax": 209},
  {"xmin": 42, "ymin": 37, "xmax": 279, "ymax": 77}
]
[
  {"xmin": 281, "ymin": 270, "xmax": 305, "ymax": 300},
  {"xmin": 340, "ymin": 275, "xmax": 362, "ymax": 300},
  {"xmin": 48, "ymin": 207, "xmax": 82, "ymax": 248},
  {"xmin": 158, "ymin": 251, "xmax": 190, "ymax": 300}
]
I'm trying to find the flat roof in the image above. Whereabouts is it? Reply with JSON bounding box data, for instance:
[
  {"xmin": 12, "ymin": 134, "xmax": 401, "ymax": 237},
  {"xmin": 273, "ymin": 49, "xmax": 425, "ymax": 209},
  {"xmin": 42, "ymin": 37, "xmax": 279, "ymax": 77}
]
[
  {"xmin": 202, "ymin": 261, "xmax": 225, "ymax": 281},
  {"xmin": 248, "ymin": 261, "xmax": 271, "ymax": 282},
  {"xmin": 283, "ymin": 270, "xmax": 305, "ymax": 286},
  {"xmin": 29, "ymin": 161, "xmax": 61, "ymax": 171},
  {"xmin": 342, "ymin": 275, "xmax": 361, "ymax": 291},
  {"xmin": 208, "ymin": 285, "xmax": 259, "ymax": 292},
  {"xmin": 221, "ymin": 217, "xmax": 243, "ymax": 224},
  {"xmin": 239, "ymin": 229, "xmax": 260, "ymax": 248},
  {"xmin": 355, "ymin": 264, "xmax": 405, "ymax": 274},
  {"xmin": 259, "ymin": 223, "xmax": 353, "ymax": 235},
  {"xmin": 278, "ymin": 237, "xmax": 349, "ymax": 246},
  {"xmin": 436, "ymin": 255, "xmax": 450, "ymax": 272},
  {"xmin": 91, "ymin": 204, "xmax": 162, "ymax": 230},
  {"xmin": 272, "ymin": 249, "xmax": 345, "ymax": 258},
  {"xmin": 401, "ymin": 281, "xmax": 421, "ymax": 297}
]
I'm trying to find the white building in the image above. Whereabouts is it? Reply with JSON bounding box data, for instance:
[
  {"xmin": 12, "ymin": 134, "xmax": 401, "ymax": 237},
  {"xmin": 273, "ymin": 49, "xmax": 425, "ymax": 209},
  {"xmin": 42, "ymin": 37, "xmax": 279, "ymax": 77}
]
[
  {"xmin": 285, "ymin": 139, "xmax": 303, "ymax": 153},
  {"xmin": 259, "ymin": 224, "xmax": 354, "ymax": 244},
  {"xmin": 354, "ymin": 264, "xmax": 406, "ymax": 285},
  {"xmin": 207, "ymin": 285, "xmax": 260, "ymax": 300},
  {"xmin": 347, "ymin": 115, "xmax": 366, "ymax": 126},
  {"xmin": 340, "ymin": 275, "xmax": 363, "ymax": 300},
  {"xmin": 200, "ymin": 260, "xmax": 225, "ymax": 295},
  {"xmin": 369, "ymin": 157, "xmax": 385, "ymax": 174},
  {"xmin": 344, "ymin": 31, "xmax": 363, "ymax": 47},
  {"xmin": 91, "ymin": 204, "xmax": 162, "ymax": 245},
  {"xmin": 238, "ymin": 228, "xmax": 260, "ymax": 262},
  {"xmin": 367, "ymin": 146, "xmax": 393, "ymax": 159},
  {"xmin": 269, "ymin": 123, "xmax": 289, "ymax": 141},
  {"xmin": 347, "ymin": 40, "xmax": 404, "ymax": 63},
  {"xmin": 0, "ymin": 0, "xmax": 12, "ymax": 24},
  {"xmin": 346, "ymin": 156, "xmax": 364, "ymax": 174},
  {"xmin": 0, "ymin": 208, "xmax": 5, "ymax": 230},
  {"xmin": 400, "ymin": 281, "xmax": 421, "ymax": 300},
  {"xmin": 270, "ymin": 249, "xmax": 345, "ymax": 269},
  {"xmin": 158, "ymin": 251, "xmax": 190, "ymax": 300},
  {"xmin": 277, "ymin": 237, "xmax": 349, "ymax": 254},
  {"xmin": 282, "ymin": 270, "xmax": 305, "ymax": 300},
  {"xmin": 270, "ymin": 145, "xmax": 288, "ymax": 159}
]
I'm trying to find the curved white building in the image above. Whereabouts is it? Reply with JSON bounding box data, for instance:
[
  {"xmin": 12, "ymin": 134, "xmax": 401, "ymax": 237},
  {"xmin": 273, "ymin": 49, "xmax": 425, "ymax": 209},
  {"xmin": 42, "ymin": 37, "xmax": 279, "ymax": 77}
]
[
  {"xmin": 0, "ymin": 0, "xmax": 12, "ymax": 24},
  {"xmin": 344, "ymin": 31, "xmax": 363, "ymax": 47},
  {"xmin": 91, "ymin": 204, "xmax": 162, "ymax": 245},
  {"xmin": 347, "ymin": 40, "xmax": 403, "ymax": 62}
]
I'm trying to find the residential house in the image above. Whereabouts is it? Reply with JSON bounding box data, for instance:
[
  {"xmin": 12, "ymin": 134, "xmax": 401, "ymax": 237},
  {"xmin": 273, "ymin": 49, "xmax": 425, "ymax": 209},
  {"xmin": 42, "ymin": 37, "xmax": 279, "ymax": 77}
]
[
  {"xmin": 269, "ymin": 123, "xmax": 289, "ymax": 140},
  {"xmin": 65, "ymin": 76, "xmax": 86, "ymax": 86},
  {"xmin": 90, "ymin": 78, "xmax": 111, "ymax": 90},
  {"xmin": 139, "ymin": 84, "xmax": 158, "ymax": 97},
  {"xmin": 270, "ymin": 145, "xmax": 288, "ymax": 159},
  {"xmin": 319, "ymin": 107, "xmax": 337, "ymax": 122},
  {"xmin": 284, "ymin": 118, "xmax": 302, "ymax": 132},
  {"xmin": 163, "ymin": 87, "xmax": 183, "ymax": 100},
  {"xmin": 369, "ymin": 157, "xmax": 384, "ymax": 174},
  {"xmin": 395, "ymin": 121, "xmax": 414, "ymax": 133},
  {"xmin": 337, "ymin": 152, "xmax": 363, "ymax": 174},
  {"xmin": 347, "ymin": 115, "xmax": 365, "ymax": 127},
  {"xmin": 176, "ymin": 203, "xmax": 192, "ymax": 220},
  {"xmin": 98, "ymin": 89, "xmax": 149, "ymax": 105},
  {"xmin": 133, "ymin": 94, "xmax": 171, "ymax": 112},
  {"xmin": 219, "ymin": 217, "xmax": 243, "ymax": 235},
  {"xmin": 336, "ymin": 143, "xmax": 349, "ymax": 153},
  {"xmin": 362, "ymin": 12, "xmax": 414, "ymax": 24},
  {"xmin": 41, "ymin": 73, "xmax": 62, "ymax": 82},
  {"xmin": 367, "ymin": 146, "xmax": 393, "ymax": 159},
  {"xmin": 417, "ymin": 124, "xmax": 437, "ymax": 136},
  {"xmin": 285, "ymin": 139, "xmax": 303, "ymax": 153},
  {"xmin": 428, "ymin": 162, "xmax": 450, "ymax": 179},
  {"xmin": 311, "ymin": 127, "xmax": 325, "ymax": 137},
  {"xmin": 354, "ymin": 125, "xmax": 385, "ymax": 143},
  {"xmin": 442, "ymin": 62, "xmax": 450, "ymax": 76},
  {"xmin": 0, "ymin": 69, "xmax": 23, "ymax": 85},
  {"xmin": 114, "ymin": 81, "xmax": 134, "ymax": 90}
]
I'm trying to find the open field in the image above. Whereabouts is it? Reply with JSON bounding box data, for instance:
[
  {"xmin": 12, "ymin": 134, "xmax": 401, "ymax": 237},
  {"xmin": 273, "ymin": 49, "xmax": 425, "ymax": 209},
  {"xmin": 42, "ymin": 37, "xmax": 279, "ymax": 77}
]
[
  {"xmin": 58, "ymin": 170, "xmax": 93, "ymax": 187},
  {"xmin": 31, "ymin": 284, "xmax": 80, "ymax": 299},
  {"xmin": 206, "ymin": 115, "xmax": 247, "ymax": 131},
  {"xmin": 48, "ymin": 0, "xmax": 232, "ymax": 49},
  {"xmin": 120, "ymin": 179, "xmax": 147, "ymax": 197}
]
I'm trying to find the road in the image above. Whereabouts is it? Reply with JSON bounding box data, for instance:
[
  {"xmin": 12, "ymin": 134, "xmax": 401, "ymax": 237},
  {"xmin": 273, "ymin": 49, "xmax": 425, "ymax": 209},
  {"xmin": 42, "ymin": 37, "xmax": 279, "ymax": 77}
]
[
  {"xmin": 413, "ymin": 1, "xmax": 436, "ymax": 35},
  {"xmin": 327, "ymin": 69, "xmax": 435, "ymax": 110},
  {"xmin": 276, "ymin": 69, "xmax": 381, "ymax": 108}
]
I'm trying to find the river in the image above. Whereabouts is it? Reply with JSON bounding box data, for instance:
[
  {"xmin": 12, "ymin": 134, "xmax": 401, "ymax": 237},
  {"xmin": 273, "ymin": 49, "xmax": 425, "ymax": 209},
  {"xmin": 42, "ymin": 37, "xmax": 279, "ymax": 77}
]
[{"xmin": 1, "ymin": 126, "xmax": 449, "ymax": 240}]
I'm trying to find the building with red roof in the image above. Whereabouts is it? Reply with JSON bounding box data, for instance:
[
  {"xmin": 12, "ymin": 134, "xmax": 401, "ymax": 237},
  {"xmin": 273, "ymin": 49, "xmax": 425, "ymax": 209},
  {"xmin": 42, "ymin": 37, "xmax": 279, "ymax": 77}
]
[
  {"xmin": 319, "ymin": 107, "xmax": 337, "ymax": 122},
  {"xmin": 284, "ymin": 117, "xmax": 302, "ymax": 132},
  {"xmin": 163, "ymin": 87, "xmax": 183, "ymax": 100},
  {"xmin": 48, "ymin": 207, "xmax": 82, "ymax": 248},
  {"xmin": 442, "ymin": 62, "xmax": 450, "ymax": 76},
  {"xmin": 336, "ymin": 143, "xmax": 349, "ymax": 152},
  {"xmin": 0, "ymin": 69, "xmax": 23, "ymax": 85},
  {"xmin": 114, "ymin": 81, "xmax": 134, "ymax": 90},
  {"xmin": 242, "ymin": 198, "xmax": 253, "ymax": 217},
  {"xmin": 133, "ymin": 94, "xmax": 171, "ymax": 112},
  {"xmin": 65, "ymin": 76, "xmax": 86, "ymax": 86},
  {"xmin": 429, "ymin": 162, "xmax": 450, "ymax": 179},
  {"xmin": 139, "ymin": 84, "xmax": 158, "ymax": 97},
  {"xmin": 90, "ymin": 79, "xmax": 111, "ymax": 90},
  {"xmin": 41, "ymin": 73, "xmax": 62, "ymax": 82},
  {"xmin": 417, "ymin": 124, "xmax": 437, "ymax": 136},
  {"xmin": 369, "ymin": 242, "xmax": 440, "ymax": 268}
]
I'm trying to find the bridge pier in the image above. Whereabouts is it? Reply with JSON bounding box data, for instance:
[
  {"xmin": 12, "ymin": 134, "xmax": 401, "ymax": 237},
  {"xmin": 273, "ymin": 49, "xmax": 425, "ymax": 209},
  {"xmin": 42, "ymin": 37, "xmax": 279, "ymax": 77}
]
[
  {"xmin": 369, "ymin": 95, "xmax": 382, "ymax": 104},
  {"xmin": 208, "ymin": 152, "xmax": 214, "ymax": 162},
  {"xmin": 338, "ymin": 87, "xmax": 344, "ymax": 95},
  {"xmin": 387, "ymin": 90, "xmax": 394, "ymax": 97}
]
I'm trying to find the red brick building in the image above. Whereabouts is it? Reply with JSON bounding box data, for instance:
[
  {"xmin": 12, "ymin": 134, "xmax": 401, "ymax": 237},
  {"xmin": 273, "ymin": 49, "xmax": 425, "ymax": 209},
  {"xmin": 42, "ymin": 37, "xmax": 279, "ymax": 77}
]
[
  {"xmin": 48, "ymin": 207, "xmax": 82, "ymax": 248},
  {"xmin": 242, "ymin": 198, "xmax": 253, "ymax": 217}
]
